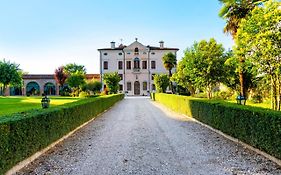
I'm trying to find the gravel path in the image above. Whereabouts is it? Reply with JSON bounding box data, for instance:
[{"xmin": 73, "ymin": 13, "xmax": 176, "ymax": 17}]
[{"xmin": 16, "ymin": 97, "xmax": 281, "ymax": 175}]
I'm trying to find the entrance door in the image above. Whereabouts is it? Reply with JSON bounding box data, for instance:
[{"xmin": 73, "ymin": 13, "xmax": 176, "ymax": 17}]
[{"xmin": 134, "ymin": 81, "xmax": 140, "ymax": 95}]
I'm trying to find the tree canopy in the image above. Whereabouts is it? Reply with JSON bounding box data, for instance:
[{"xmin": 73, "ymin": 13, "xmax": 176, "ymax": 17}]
[
  {"xmin": 103, "ymin": 72, "xmax": 121, "ymax": 94},
  {"xmin": 154, "ymin": 74, "xmax": 170, "ymax": 93},
  {"xmin": 0, "ymin": 59, "xmax": 22, "ymax": 95},
  {"xmin": 64, "ymin": 63, "xmax": 86, "ymax": 75}
]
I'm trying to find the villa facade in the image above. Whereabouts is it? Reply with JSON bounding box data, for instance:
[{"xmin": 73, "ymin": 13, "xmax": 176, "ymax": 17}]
[{"xmin": 98, "ymin": 39, "xmax": 179, "ymax": 96}]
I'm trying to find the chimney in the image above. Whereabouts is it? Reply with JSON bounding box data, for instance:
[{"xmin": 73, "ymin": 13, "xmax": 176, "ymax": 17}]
[
  {"xmin": 159, "ymin": 41, "xmax": 164, "ymax": 49},
  {"xmin": 110, "ymin": 41, "xmax": 115, "ymax": 49}
]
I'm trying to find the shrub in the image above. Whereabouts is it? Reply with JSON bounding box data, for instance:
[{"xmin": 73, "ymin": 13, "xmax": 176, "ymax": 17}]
[
  {"xmin": 251, "ymin": 94, "xmax": 263, "ymax": 103},
  {"xmin": 151, "ymin": 93, "xmax": 281, "ymax": 160},
  {"xmin": 0, "ymin": 94, "xmax": 124, "ymax": 174},
  {"xmin": 154, "ymin": 74, "xmax": 170, "ymax": 93},
  {"xmin": 79, "ymin": 91, "xmax": 90, "ymax": 98}
]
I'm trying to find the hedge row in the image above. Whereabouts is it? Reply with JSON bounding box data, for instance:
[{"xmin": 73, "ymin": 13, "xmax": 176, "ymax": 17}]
[
  {"xmin": 151, "ymin": 93, "xmax": 281, "ymax": 160},
  {"xmin": 0, "ymin": 94, "xmax": 124, "ymax": 174}
]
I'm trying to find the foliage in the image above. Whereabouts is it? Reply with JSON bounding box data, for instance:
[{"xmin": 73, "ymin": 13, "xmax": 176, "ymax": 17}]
[
  {"xmin": 103, "ymin": 72, "xmax": 121, "ymax": 94},
  {"xmin": 162, "ymin": 52, "xmax": 177, "ymax": 77},
  {"xmin": 0, "ymin": 59, "xmax": 22, "ymax": 95},
  {"xmin": 171, "ymin": 60, "xmax": 195, "ymax": 95},
  {"xmin": 85, "ymin": 79, "xmax": 102, "ymax": 94},
  {"xmin": 218, "ymin": 0, "xmax": 267, "ymax": 37},
  {"xmin": 153, "ymin": 74, "xmax": 170, "ymax": 93},
  {"xmin": 219, "ymin": 0, "xmax": 267, "ymax": 97},
  {"xmin": 64, "ymin": 63, "xmax": 86, "ymax": 75},
  {"xmin": 235, "ymin": 0, "xmax": 281, "ymax": 110},
  {"xmin": 79, "ymin": 91, "xmax": 90, "ymax": 98},
  {"xmin": 66, "ymin": 72, "xmax": 86, "ymax": 89},
  {"xmin": 0, "ymin": 94, "xmax": 124, "ymax": 174},
  {"xmin": 174, "ymin": 38, "xmax": 226, "ymax": 99},
  {"xmin": 54, "ymin": 66, "xmax": 68, "ymax": 87},
  {"xmin": 152, "ymin": 93, "xmax": 281, "ymax": 160}
]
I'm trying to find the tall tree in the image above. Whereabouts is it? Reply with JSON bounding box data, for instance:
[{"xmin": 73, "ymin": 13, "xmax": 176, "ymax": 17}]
[
  {"xmin": 0, "ymin": 59, "xmax": 22, "ymax": 96},
  {"xmin": 218, "ymin": 0, "xmax": 267, "ymax": 97},
  {"xmin": 162, "ymin": 52, "xmax": 177, "ymax": 93},
  {"xmin": 175, "ymin": 39, "xmax": 226, "ymax": 99},
  {"xmin": 235, "ymin": 0, "xmax": 281, "ymax": 110},
  {"xmin": 54, "ymin": 66, "xmax": 67, "ymax": 89},
  {"xmin": 64, "ymin": 63, "xmax": 86, "ymax": 75}
]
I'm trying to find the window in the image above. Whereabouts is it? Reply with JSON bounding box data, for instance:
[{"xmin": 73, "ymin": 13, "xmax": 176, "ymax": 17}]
[
  {"xmin": 152, "ymin": 84, "xmax": 156, "ymax": 91},
  {"xmin": 103, "ymin": 53, "xmax": 108, "ymax": 56},
  {"xmin": 152, "ymin": 73, "xmax": 155, "ymax": 80},
  {"xmin": 126, "ymin": 61, "xmax": 131, "ymax": 69},
  {"xmin": 127, "ymin": 52, "xmax": 131, "ymax": 55},
  {"xmin": 119, "ymin": 84, "xmax": 123, "ymax": 91},
  {"xmin": 118, "ymin": 52, "xmax": 122, "ymax": 55},
  {"xmin": 118, "ymin": 61, "xmax": 123, "ymax": 70},
  {"xmin": 104, "ymin": 61, "xmax": 108, "ymax": 70},
  {"xmin": 151, "ymin": 52, "xmax": 155, "ymax": 55},
  {"xmin": 134, "ymin": 58, "xmax": 140, "ymax": 69},
  {"xmin": 119, "ymin": 74, "xmax": 123, "ymax": 80},
  {"xmin": 151, "ymin": 61, "xmax": 156, "ymax": 69},
  {"xmin": 127, "ymin": 82, "xmax": 131, "ymax": 91},
  {"xmin": 142, "ymin": 61, "xmax": 147, "ymax": 69},
  {"xmin": 134, "ymin": 47, "xmax": 139, "ymax": 55},
  {"xmin": 143, "ymin": 82, "xmax": 147, "ymax": 90}
]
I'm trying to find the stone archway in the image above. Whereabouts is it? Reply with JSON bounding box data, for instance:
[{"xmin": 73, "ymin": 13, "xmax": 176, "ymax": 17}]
[
  {"xmin": 134, "ymin": 81, "xmax": 140, "ymax": 95},
  {"xmin": 44, "ymin": 82, "xmax": 56, "ymax": 95},
  {"xmin": 26, "ymin": 82, "xmax": 40, "ymax": 96}
]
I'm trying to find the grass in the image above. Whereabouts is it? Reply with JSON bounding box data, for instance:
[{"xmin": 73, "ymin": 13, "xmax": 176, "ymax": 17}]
[{"xmin": 0, "ymin": 96, "xmax": 80, "ymax": 116}]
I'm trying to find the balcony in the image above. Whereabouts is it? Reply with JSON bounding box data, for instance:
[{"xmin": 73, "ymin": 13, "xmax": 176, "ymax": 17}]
[{"xmin": 133, "ymin": 68, "xmax": 141, "ymax": 73}]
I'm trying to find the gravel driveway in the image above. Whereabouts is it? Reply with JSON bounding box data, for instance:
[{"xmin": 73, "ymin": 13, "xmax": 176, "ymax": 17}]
[{"xmin": 16, "ymin": 97, "xmax": 281, "ymax": 175}]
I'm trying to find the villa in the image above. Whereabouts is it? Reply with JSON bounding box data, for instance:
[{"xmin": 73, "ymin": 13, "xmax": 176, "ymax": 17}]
[{"xmin": 98, "ymin": 39, "xmax": 179, "ymax": 96}]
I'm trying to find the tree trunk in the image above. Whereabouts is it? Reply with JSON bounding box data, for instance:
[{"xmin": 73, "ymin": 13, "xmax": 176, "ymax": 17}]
[
  {"xmin": 271, "ymin": 75, "xmax": 277, "ymax": 110},
  {"xmin": 239, "ymin": 58, "xmax": 246, "ymax": 101},
  {"xmin": 276, "ymin": 75, "xmax": 281, "ymax": 111},
  {"xmin": 169, "ymin": 69, "xmax": 174, "ymax": 94}
]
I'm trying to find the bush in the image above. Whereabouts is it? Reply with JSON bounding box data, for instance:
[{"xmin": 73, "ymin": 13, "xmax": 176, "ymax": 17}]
[
  {"xmin": 79, "ymin": 91, "xmax": 90, "ymax": 98},
  {"xmin": 0, "ymin": 94, "xmax": 124, "ymax": 174},
  {"xmin": 151, "ymin": 93, "xmax": 281, "ymax": 160}
]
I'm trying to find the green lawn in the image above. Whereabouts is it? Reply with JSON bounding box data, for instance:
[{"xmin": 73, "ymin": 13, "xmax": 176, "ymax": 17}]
[{"xmin": 0, "ymin": 96, "xmax": 80, "ymax": 116}]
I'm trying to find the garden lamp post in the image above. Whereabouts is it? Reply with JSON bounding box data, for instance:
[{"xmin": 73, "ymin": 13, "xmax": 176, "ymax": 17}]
[
  {"xmin": 236, "ymin": 93, "xmax": 246, "ymax": 105},
  {"xmin": 41, "ymin": 93, "xmax": 50, "ymax": 108}
]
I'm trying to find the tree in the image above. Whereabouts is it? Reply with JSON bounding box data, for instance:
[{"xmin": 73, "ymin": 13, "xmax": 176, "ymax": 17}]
[
  {"xmin": 235, "ymin": 0, "xmax": 281, "ymax": 109},
  {"xmin": 54, "ymin": 66, "xmax": 68, "ymax": 93},
  {"xmin": 0, "ymin": 59, "xmax": 22, "ymax": 96},
  {"xmin": 66, "ymin": 72, "xmax": 86, "ymax": 89},
  {"xmin": 86, "ymin": 79, "xmax": 102, "ymax": 94},
  {"xmin": 175, "ymin": 39, "xmax": 226, "ymax": 99},
  {"xmin": 64, "ymin": 63, "xmax": 86, "ymax": 75},
  {"xmin": 171, "ymin": 60, "xmax": 195, "ymax": 96},
  {"xmin": 154, "ymin": 74, "xmax": 170, "ymax": 93},
  {"xmin": 103, "ymin": 72, "xmax": 121, "ymax": 94},
  {"xmin": 162, "ymin": 52, "xmax": 177, "ymax": 93},
  {"xmin": 218, "ymin": 0, "xmax": 267, "ymax": 97}
]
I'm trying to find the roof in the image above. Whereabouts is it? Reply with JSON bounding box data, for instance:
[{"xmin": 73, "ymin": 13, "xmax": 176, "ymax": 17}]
[
  {"xmin": 98, "ymin": 41, "xmax": 179, "ymax": 51},
  {"xmin": 148, "ymin": 46, "xmax": 179, "ymax": 51},
  {"xmin": 23, "ymin": 74, "xmax": 100, "ymax": 80}
]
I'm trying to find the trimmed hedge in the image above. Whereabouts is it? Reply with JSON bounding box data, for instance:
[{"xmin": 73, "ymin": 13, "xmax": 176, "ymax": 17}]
[
  {"xmin": 152, "ymin": 93, "xmax": 281, "ymax": 160},
  {"xmin": 0, "ymin": 94, "xmax": 124, "ymax": 174}
]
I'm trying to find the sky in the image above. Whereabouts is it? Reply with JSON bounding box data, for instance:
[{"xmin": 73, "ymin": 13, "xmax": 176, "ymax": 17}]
[{"xmin": 0, "ymin": 0, "xmax": 233, "ymax": 74}]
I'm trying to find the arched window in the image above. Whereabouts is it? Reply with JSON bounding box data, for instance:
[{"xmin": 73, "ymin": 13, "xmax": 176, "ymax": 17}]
[
  {"xmin": 134, "ymin": 47, "xmax": 139, "ymax": 55},
  {"xmin": 44, "ymin": 82, "xmax": 56, "ymax": 95},
  {"xmin": 26, "ymin": 82, "xmax": 40, "ymax": 96},
  {"xmin": 134, "ymin": 57, "xmax": 140, "ymax": 69}
]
